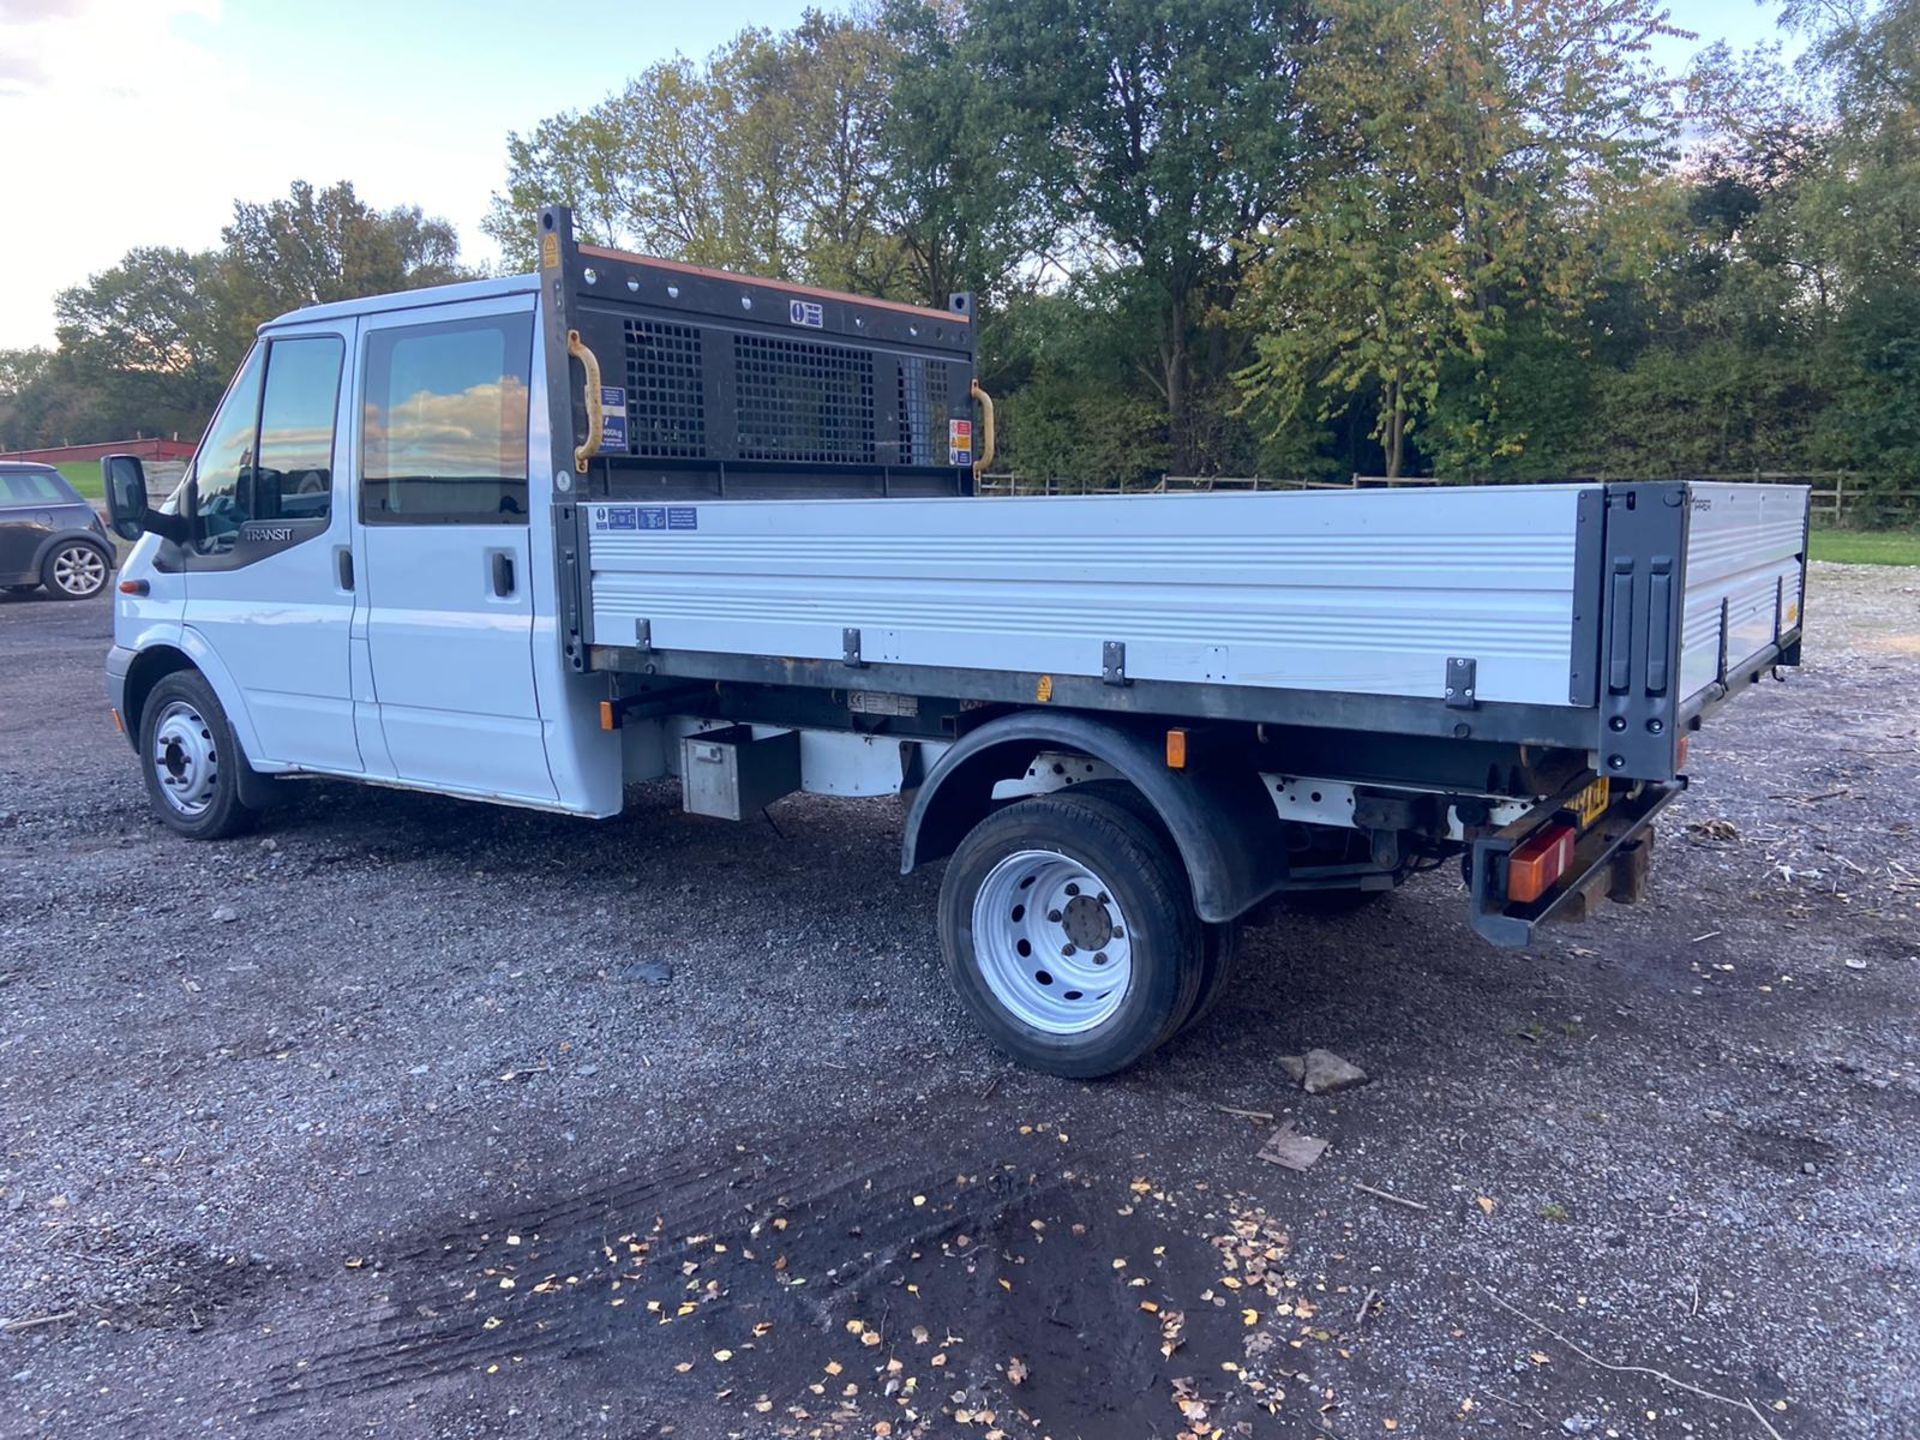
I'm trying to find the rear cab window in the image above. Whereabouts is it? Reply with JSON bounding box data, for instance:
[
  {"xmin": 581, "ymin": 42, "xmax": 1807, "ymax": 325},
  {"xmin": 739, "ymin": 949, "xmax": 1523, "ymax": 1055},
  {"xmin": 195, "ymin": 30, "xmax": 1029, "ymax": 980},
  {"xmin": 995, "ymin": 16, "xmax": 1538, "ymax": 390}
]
[{"xmin": 360, "ymin": 313, "xmax": 534, "ymax": 525}]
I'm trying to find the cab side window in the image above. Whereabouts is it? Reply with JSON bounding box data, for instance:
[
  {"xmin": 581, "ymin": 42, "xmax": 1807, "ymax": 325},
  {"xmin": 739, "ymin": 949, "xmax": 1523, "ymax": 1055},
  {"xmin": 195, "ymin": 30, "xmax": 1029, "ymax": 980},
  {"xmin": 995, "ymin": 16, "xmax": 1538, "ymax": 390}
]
[
  {"xmin": 361, "ymin": 312, "xmax": 533, "ymax": 524},
  {"xmin": 191, "ymin": 338, "xmax": 343, "ymax": 555},
  {"xmin": 191, "ymin": 345, "xmax": 266, "ymax": 551},
  {"xmin": 254, "ymin": 338, "xmax": 345, "ymax": 522}
]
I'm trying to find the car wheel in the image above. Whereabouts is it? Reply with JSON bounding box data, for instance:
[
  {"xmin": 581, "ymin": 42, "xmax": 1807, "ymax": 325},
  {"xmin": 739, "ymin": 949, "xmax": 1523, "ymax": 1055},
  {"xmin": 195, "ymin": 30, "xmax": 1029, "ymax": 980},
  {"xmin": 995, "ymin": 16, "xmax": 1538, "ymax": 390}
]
[
  {"xmin": 43, "ymin": 541, "xmax": 111, "ymax": 600},
  {"xmin": 139, "ymin": 670, "xmax": 259, "ymax": 840},
  {"xmin": 939, "ymin": 791, "xmax": 1204, "ymax": 1078}
]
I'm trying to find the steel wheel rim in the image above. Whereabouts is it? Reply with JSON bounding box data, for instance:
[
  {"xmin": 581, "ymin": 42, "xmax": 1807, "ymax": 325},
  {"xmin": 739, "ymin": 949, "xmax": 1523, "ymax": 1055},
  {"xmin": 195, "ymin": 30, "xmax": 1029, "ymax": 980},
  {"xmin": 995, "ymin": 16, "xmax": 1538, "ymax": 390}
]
[
  {"xmin": 152, "ymin": 700, "xmax": 219, "ymax": 817},
  {"xmin": 972, "ymin": 848, "xmax": 1132, "ymax": 1035},
  {"xmin": 53, "ymin": 545, "xmax": 106, "ymax": 597}
]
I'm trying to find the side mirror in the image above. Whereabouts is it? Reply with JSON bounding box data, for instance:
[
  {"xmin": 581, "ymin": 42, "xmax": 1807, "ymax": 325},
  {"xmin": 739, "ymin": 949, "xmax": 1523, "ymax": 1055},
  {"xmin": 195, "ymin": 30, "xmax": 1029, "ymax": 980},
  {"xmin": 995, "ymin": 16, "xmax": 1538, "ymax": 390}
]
[{"xmin": 102, "ymin": 454, "xmax": 149, "ymax": 542}]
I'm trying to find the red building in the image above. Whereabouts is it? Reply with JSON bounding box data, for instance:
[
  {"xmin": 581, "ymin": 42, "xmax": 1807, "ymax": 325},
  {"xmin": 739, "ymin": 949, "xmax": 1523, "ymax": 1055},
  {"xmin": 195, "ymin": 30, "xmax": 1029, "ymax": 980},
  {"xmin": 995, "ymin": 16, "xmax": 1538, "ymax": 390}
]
[{"xmin": 0, "ymin": 438, "xmax": 195, "ymax": 465}]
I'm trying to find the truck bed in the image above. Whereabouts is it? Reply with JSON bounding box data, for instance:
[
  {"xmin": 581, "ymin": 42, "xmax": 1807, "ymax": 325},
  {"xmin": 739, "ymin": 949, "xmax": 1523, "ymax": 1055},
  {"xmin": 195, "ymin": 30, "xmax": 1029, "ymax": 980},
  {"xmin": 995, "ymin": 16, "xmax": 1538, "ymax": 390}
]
[{"xmin": 575, "ymin": 479, "xmax": 1809, "ymax": 784}]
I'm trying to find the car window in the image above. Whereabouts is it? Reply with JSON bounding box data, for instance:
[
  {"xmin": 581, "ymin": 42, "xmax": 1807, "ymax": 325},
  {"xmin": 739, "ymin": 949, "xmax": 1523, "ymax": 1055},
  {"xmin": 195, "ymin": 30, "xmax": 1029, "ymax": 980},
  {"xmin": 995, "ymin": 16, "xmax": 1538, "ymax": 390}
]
[
  {"xmin": 253, "ymin": 337, "xmax": 344, "ymax": 524},
  {"xmin": 361, "ymin": 312, "xmax": 533, "ymax": 525},
  {"xmin": 2, "ymin": 471, "xmax": 69, "ymax": 505},
  {"xmin": 192, "ymin": 344, "xmax": 266, "ymax": 553}
]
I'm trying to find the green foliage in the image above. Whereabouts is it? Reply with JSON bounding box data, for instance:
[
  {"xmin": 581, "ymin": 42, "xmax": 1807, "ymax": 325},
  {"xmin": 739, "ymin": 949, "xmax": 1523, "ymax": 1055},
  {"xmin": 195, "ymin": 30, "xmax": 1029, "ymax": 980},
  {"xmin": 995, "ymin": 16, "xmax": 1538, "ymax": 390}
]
[
  {"xmin": 1236, "ymin": 0, "xmax": 1680, "ymax": 477},
  {"xmin": 972, "ymin": 0, "xmax": 1313, "ymax": 472},
  {"xmin": 13, "ymin": 0, "xmax": 1920, "ymax": 515},
  {"xmin": 7, "ymin": 180, "xmax": 466, "ymax": 452}
]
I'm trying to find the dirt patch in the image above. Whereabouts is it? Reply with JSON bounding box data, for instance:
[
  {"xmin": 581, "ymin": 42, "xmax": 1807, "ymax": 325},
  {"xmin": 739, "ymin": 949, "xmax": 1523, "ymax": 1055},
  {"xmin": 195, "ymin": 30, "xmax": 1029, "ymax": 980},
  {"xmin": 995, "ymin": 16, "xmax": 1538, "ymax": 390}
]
[{"xmin": 0, "ymin": 566, "xmax": 1916, "ymax": 1438}]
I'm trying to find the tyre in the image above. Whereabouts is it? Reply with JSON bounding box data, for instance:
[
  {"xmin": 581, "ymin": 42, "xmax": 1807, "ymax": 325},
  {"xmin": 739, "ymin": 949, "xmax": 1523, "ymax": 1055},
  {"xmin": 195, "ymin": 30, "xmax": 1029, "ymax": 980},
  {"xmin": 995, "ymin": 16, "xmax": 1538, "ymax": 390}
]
[
  {"xmin": 1182, "ymin": 919, "xmax": 1243, "ymax": 1033},
  {"xmin": 1065, "ymin": 778, "xmax": 1242, "ymax": 1033},
  {"xmin": 42, "ymin": 540, "xmax": 111, "ymax": 600},
  {"xmin": 939, "ymin": 791, "xmax": 1204, "ymax": 1078},
  {"xmin": 139, "ymin": 670, "xmax": 259, "ymax": 840}
]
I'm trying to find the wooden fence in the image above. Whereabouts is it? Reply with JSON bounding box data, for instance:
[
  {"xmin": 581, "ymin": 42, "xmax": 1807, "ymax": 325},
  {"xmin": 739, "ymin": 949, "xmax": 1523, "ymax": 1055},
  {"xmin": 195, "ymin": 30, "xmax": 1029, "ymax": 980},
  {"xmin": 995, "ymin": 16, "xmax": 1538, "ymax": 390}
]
[{"xmin": 976, "ymin": 470, "xmax": 1919, "ymax": 525}]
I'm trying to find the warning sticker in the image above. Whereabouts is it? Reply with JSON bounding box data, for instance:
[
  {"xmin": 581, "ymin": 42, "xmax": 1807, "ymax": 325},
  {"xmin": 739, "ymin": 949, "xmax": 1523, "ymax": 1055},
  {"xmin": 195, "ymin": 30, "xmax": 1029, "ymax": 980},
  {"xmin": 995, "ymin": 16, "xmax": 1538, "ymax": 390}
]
[
  {"xmin": 590, "ymin": 503, "xmax": 695, "ymax": 533},
  {"xmin": 789, "ymin": 299, "xmax": 824, "ymax": 329},
  {"xmin": 591, "ymin": 505, "xmax": 638, "ymax": 531},
  {"xmin": 948, "ymin": 416, "xmax": 973, "ymax": 467},
  {"xmin": 600, "ymin": 385, "xmax": 628, "ymax": 452}
]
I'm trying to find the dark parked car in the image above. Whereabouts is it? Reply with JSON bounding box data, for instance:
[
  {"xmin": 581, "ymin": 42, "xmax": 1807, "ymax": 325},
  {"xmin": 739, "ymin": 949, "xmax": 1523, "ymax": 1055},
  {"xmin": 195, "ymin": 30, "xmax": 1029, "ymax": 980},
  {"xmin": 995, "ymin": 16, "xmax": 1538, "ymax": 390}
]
[{"xmin": 0, "ymin": 462, "xmax": 116, "ymax": 600}]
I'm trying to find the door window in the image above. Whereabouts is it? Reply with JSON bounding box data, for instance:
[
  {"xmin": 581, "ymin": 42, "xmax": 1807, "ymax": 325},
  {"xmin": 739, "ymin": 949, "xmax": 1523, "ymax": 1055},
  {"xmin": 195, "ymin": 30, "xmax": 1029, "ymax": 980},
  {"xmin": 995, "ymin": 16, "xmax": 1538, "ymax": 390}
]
[
  {"xmin": 254, "ymin": 337, "xmax": 345, "ymax": 523},
  {"xmin": 361, "ymin": 313, "xmax": 534, "ymax": 525},
  {"xmin": 191, "ymin": 344, "xmax": 266, "ymax": 553},
  {"xmin": 189, "ymin": 337, "xmax": 344, "ymax": 559}
]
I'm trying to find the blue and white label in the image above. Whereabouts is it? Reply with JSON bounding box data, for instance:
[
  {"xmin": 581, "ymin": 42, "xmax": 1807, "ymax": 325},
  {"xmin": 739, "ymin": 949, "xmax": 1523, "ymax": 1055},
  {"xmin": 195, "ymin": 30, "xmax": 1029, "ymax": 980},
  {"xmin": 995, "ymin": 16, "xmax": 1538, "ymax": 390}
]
[
  {"xmin": 789, "ymin": 299, "xmax": 824, "ymax": 329},
  {"xmin": 600, "ymin": 385, "xmax": 628, "ymax": 451},
  {"xmin": 592, "ymin": 503, "xmax": 697, "ymax": 533},
  {"xmin": 592, "ymin": 505, "xmax": 638, "ymax": 531}
]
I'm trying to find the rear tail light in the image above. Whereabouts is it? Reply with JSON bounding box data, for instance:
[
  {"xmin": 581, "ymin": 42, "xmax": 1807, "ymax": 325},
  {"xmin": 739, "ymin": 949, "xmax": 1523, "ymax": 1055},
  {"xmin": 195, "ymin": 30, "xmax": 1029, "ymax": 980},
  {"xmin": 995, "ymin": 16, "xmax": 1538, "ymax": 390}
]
[{"xmin": 1507, "ymin": 822, "xmax": 1576, "ymax": 904}]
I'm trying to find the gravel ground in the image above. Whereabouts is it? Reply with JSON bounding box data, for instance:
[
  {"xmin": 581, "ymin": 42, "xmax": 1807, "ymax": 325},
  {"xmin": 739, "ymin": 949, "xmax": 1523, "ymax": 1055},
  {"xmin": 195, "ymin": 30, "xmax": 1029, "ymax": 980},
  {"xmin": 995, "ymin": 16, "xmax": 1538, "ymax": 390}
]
[{"xmin": 1, "ymin": 564, "xmax": 1916, "ymax": 1440}]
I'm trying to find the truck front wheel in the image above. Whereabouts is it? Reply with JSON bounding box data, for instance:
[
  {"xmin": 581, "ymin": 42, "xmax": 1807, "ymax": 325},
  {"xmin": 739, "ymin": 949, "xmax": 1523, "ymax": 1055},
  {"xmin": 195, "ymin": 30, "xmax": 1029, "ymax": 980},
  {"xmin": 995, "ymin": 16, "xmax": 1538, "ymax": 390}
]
[
  {"xmin": 139, "ymin": 670, "xmax": 259, "ymax": 841},
  {"xmin": 939, "ymin": 791, "xmax": 1204, "ymax": 1078}
]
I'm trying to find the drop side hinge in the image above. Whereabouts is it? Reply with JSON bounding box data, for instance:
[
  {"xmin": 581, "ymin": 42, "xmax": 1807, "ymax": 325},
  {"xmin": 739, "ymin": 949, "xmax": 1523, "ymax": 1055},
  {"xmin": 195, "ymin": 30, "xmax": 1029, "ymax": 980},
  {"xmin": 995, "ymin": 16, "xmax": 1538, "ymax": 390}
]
[{"xmin": 1445, "ymin": 656, "xmax": 1478, "ymax": 710}]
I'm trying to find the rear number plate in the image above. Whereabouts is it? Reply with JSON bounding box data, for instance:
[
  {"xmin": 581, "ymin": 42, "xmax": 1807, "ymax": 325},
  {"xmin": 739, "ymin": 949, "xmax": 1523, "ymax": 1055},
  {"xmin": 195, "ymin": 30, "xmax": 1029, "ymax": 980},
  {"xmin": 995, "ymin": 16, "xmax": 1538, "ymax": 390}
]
[{"xmin": 1572, "ymin": 777, "xmax": 1611, "ymax": 829}]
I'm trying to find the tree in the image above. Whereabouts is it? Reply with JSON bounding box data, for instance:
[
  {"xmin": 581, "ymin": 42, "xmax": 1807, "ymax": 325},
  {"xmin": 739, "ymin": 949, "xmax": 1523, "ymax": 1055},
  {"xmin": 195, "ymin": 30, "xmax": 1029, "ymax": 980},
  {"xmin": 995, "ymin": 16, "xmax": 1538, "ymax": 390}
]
[
  {"xmin": 39, "ymin": 180, "xmax": 470, "ymax": 451},
  {"xmin": 875, "ymin": 0, "xmax": 1049, "ymax": 304},
  {"xmin": 487, "ymin": 16, "xmax": 916, "ymax": 296},
  {"xmin": 220, "ymin": 180, "xmax": 466, "ymax": 349},
  {"xmin": 53, "ymin": 245, "xmax": 235, "ymax": 428},
  {"xmin": 974, "ymin": 0, "xmax": 1317, "ymax": 473},
  {"xmin": 1237, "ymin": 0, "xmax": 1680, "ymax": 477}
]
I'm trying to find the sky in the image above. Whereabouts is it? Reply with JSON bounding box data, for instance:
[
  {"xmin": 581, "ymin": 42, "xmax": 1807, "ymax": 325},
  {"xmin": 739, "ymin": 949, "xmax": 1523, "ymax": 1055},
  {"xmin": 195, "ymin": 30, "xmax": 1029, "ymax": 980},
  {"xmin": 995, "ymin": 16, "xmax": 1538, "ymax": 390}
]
[{"xmin": 0, "ymin": 0, "xmax": 1791, "ymax": 350}]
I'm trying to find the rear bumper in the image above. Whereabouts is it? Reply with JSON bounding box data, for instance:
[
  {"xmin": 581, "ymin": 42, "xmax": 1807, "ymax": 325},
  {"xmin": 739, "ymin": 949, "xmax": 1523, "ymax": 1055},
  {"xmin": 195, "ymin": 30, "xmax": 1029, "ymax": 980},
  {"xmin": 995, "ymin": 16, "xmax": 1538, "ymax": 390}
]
[{"xmin": 1467, "ymin": 775, "xmax": 1684, "ymax": 947}]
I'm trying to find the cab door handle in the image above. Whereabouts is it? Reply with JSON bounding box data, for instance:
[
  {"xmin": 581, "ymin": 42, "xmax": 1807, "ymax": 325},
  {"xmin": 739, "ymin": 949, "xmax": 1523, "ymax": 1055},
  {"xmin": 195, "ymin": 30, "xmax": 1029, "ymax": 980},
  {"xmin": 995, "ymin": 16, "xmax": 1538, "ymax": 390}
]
[
  {"xmin": 491, "ymin": 551, "xmax": 516, "ymax": 597},
  {"xmin": 335, "ymin": 546, "xmax": 354, "ymax": 591}
]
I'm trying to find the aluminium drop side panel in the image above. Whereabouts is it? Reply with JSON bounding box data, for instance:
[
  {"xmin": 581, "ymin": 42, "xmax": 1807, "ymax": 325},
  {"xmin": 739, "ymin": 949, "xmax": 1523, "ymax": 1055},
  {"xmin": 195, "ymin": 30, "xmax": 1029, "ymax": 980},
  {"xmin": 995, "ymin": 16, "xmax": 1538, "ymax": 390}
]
[
  {"xmin": 1677, "ymin": 483, "xmax": 1810, "ymax": 704},
  {"xmin": 584, "ymin": 485, "xmax": 1591, "ymax": 708}
]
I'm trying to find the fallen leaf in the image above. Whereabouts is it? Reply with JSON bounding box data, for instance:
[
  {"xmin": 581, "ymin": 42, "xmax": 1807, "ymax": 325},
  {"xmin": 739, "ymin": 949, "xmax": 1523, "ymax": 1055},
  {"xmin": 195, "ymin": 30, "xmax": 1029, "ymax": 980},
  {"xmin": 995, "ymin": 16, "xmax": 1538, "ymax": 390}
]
[
  {"xmin": 1008, "ymin": 1356, "xmax": 1029, "ymax": 1386},
  {"xmin": 1242, "ymin": 1309, "xmax": 1260, "ymax": 1327},
  {"xmin": 673, "ymin": 1361, "xmax": 693, "ymax": 1374},
  {"xmin": 1385, "ymin": 1421, "xmax": 1399, "ymax": 1432},
  {"xmin": 1476, "ymin": 1196, "xmax": 1496, "ymax": 1215},
  {"xmin": 713, "ymin": 1349, "xmax": 733, "ymax": 1362}
]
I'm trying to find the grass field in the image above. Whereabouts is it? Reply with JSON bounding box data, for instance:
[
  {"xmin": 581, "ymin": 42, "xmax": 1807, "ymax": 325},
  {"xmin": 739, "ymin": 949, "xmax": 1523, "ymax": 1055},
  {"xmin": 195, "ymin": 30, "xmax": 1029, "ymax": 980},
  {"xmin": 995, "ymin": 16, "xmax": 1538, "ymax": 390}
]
[{"xmin": 1810, "ymin": 528, "xmax": 1920, "ymax": 566}]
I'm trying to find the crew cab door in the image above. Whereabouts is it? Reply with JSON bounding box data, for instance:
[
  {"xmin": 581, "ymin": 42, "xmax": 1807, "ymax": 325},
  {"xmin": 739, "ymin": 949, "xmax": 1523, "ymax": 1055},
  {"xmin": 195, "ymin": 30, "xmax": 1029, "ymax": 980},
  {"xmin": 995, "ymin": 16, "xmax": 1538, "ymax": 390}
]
[
  {"xmin": 180, "ymin": 325, "xmax": 362, "ymax": 773},
  {"xmin": 355, "ymin": 298, "xmax": 555, "ymax": 802}
]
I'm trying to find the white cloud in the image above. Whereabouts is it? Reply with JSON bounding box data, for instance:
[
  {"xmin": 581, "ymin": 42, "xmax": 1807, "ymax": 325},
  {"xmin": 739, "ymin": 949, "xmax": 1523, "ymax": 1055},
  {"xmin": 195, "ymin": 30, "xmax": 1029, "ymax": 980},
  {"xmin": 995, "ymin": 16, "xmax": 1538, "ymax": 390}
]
[{"xmin": 0, "ymin": 0, "xmax": 229, "ymax": 344}]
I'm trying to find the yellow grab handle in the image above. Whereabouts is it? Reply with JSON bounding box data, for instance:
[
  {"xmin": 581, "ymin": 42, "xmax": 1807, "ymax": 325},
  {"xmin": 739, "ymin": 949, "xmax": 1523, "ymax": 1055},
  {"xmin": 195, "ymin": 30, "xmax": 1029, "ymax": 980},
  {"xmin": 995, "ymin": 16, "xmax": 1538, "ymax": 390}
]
[
  {"xmin": 568, "ymin": 329, "xmax": 603, "ymax": 474},
  {"xmin": 970, "ymin": 378, "xmax": 996, "ymax": 480}
]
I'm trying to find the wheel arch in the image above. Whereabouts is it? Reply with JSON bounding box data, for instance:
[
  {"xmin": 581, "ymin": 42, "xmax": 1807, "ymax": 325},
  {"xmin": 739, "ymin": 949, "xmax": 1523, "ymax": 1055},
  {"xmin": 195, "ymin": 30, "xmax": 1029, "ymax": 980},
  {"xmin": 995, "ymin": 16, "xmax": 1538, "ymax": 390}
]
[
  {"xmin": 123, "ymin": 636, "xmax": 277, "ymax": 803},
  {"xmin": 122, "ymin": 644, "xmax": 197, "ymax": 746},
  {"xmin": 901, "ymin": 711, "xmax": 1286, "ymax": 923}
]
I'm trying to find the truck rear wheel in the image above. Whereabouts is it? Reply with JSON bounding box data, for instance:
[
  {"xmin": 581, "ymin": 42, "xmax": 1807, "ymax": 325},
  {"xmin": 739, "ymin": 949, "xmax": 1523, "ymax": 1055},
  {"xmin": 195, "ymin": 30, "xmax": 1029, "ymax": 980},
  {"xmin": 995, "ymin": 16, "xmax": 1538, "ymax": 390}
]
[{"xmin": 939, "ymin": 791, "xmax": 1204, "ymax": 1078}]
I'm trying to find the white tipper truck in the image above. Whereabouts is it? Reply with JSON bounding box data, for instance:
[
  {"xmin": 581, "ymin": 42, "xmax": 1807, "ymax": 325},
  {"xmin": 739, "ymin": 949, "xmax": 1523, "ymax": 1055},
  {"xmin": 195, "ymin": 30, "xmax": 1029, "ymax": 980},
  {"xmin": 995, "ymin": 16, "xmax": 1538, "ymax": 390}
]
[{"xmin": 100, "ymin": 205, "xmax": 1811, "ymax": 1077}]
